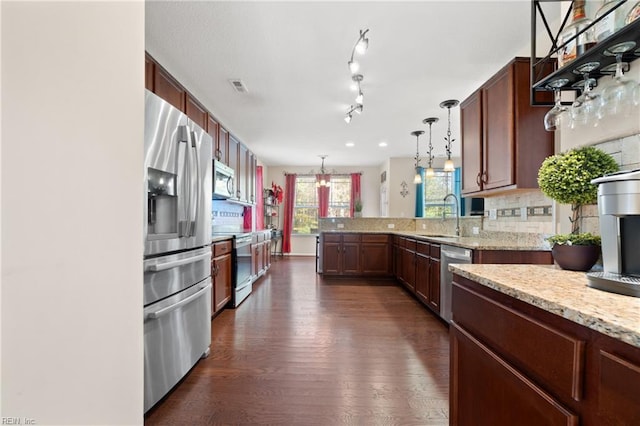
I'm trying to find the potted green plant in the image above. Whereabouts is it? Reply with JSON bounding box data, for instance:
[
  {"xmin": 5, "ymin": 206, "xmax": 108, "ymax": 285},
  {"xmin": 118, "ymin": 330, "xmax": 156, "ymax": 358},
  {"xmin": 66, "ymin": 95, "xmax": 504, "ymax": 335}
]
[
  {"xmin": 354, "ymin": 198, "xmax": 363, "ymax": 218},
  {"xmin": 538, "ymin": 146, "xmax": 618, "ymax": 271}
]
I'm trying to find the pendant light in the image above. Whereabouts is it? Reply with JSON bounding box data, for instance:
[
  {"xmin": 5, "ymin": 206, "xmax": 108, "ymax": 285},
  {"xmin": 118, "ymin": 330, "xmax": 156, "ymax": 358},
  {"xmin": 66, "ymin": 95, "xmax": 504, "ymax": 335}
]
[
  {"xmin": 421, "ymin": 117, "xmax": 439, "ymax": 178},
  {"xmin": 439, "ymin": 99, "xmax": 459, "ymax": 172},
  {"xmin": 316, "ymin": 155, "xmax": 330, "ymax": 188},
  {"xmin": 410, "ymin": 130, "xmax": 425, "ymax": 184}
]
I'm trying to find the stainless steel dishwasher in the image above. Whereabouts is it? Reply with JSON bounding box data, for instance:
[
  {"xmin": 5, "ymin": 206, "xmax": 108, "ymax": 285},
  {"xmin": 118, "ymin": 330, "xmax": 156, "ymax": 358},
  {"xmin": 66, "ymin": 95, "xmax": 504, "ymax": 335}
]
[{"xmin": 440, "ymin": 244, "xmax": 472, "ymax": 323}]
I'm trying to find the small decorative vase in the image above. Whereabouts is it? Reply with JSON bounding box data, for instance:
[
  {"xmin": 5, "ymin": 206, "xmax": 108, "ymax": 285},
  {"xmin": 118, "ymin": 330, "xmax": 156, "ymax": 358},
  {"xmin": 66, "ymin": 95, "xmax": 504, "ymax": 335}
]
[{"xmin": 551, "ymin": 244, "xmax": 601, "ymax": 271}]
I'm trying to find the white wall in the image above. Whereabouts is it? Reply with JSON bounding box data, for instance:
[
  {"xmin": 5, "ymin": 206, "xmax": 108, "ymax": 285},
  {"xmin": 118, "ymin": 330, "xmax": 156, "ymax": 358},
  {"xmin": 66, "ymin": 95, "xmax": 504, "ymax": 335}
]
[{"xmin": 2, "ymin": 2, "xmax": 144, "ymax": 425}]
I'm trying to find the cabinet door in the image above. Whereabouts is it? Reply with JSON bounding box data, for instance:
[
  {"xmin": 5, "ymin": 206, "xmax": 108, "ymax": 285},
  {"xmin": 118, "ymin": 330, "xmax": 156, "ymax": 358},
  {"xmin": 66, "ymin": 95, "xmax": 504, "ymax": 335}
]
[
  {"xmin": 460, "ymin": 89, "xmax": 483, "ymax": 194},
  {"xmin": 239, "ymin": 143, "xmax": 248, "ymax": 202},
  {"xmin": 342, "ymin": 242, "xmax": 361, "ymax": 275},
  {"xmin": 394, "ymin": 244, "xmax": 403, "ymax": 281},
  {"xmin": 361, "ymin": 242, "xmax": 390, "ymax": 275},
  {"xmin": 322, "ymin": 241, "xmax": 341, "ymax": 274},
  {"xmin": 249, "ymin": 152, "xmax": 257, "ymax": 204},
  {"xmin": 597, "ymin": 350, "xmax": 640, "ymax": 424},
  {"xmin": 213, "ymin": 253, "xmax": 232, "ymax": 313},
  {"xmin": 145, "ymin": 55, "xmax": 154, "ymax": 91},
  {"xmin": 402, "ymin": 249, "xmax": 416, "ymax": 292},
  {"xmin": 429, "ymin": 258, "xmax": 440, "ymax": 313},
  {"xmin": 228, "ymin": 135, "xmax": 240, "ymax": 196},
  {"xmin": 154, "ymin": 66, "xmax": 185, "ymax": 111},
  {"xmin": 218, "ymin": 126, "xmax": 229, "ymax": 165},
  {"xmin": 186, "ymin": 94, "xmax": 207, "ymax": 130},
  {"xmin": 482, "ymin": 65, "xmax": 514, "ymax": 191},
  {"xmin": 207, "ymin": 115, "xmax": 220, "ymax": 161},
  {"xmin": 450, "ymin": 323, "xmax": 578, "ymax": 426},
  {"xmin": 415, "ymin": 254, "xmax": 430, "ymax": 304}
]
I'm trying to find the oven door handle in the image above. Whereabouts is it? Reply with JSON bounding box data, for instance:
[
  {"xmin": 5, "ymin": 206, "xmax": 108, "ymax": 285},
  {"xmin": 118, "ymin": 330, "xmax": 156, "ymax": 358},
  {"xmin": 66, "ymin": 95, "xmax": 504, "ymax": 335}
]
[
  {"xmin": 145, "ymin": 252, "xmax": 210, "ymax": 272},
  {"xmin": 145, "ymin": 283, "xmax": 210, "ymax": 320}
]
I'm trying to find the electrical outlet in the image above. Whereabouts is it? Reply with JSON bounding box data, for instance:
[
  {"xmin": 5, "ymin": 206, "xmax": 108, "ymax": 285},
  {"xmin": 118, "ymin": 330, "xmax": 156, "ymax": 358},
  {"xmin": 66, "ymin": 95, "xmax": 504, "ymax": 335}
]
[
  {"xmin": 521, "ymin": 207, "xmax": 528, "ymax": 220},
  {"xmin": 489, "ymin": 209, "xmax": 497, "ymax": 220},
  {"xmin": 387, "ymin": 223, "xmax": 395, "ymax": 229},
  {"xmin": 422, "ymin": 224, "xmax": 426, "ymax": 230},
  {"xmin": 337, "ymin": 223, "xmax": 344, "ymax": 229},
  {"xmin": 472, "ymin": 226, "xmax": 480, "ymax": 235}
]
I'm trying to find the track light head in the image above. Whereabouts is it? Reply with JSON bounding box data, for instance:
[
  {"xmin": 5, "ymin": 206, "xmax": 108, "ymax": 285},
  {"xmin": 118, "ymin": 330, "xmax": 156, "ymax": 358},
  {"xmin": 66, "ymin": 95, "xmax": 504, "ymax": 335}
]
[
  {"xmin": 355, "ymin": 91, "xmax": 364, "ymax": 105},
  {"xmin": 344, "ymin": 114, "xmax": 352, "ymax": 123},
  {"xmin": 348, "ymin": 60, "xmax": 359, "ymax": 74}
]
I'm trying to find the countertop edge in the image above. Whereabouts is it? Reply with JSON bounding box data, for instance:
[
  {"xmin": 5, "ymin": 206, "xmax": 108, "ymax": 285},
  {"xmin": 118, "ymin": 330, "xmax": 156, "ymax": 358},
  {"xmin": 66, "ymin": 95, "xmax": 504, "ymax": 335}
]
[{"xmin": 450, "ymin": 265, "xmax": 640, "ymax": 349}]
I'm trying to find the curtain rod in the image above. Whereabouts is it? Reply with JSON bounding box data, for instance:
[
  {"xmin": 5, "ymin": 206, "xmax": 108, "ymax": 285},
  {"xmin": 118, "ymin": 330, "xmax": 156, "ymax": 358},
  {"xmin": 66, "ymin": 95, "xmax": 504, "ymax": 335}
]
[{"xmin": 283, "ymin": 171, "xmax": 362, "ymax": 176}]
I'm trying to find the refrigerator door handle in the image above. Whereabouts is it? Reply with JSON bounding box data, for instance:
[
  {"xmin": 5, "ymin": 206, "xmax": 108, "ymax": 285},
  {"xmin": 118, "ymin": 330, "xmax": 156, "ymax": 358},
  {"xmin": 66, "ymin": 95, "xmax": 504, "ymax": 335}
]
[
  {"xmin": 190, "ymin": 130, "xmax": 200, "ymax": 237},
  {"xmin": 145, "ymin": 283, "xmax": 210, "ymax": 320},
  {"xmin": 177, "ymin": 125, "xmax": 191, "ymax": 237},
  {"xmin": 145, "ymin": 252, "xmax": 211, "ymax": 272}
]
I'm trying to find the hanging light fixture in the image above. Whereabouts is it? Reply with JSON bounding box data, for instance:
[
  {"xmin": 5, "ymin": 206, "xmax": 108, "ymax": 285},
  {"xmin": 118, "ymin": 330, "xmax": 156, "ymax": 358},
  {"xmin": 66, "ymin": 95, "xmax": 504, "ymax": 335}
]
[
  {"xmin": 316, "ymin": 155, "xmax": 330, "ymax": 188},
  {"xmin": 347, "ymin": 29, "xmax": 369, "ymax": 75},
  {"xmin": 421, "ymin": 117, "xmax": 439, "ymax": 178},
  {"xmin": 410, "ymin": 130, "xmax": 425, "ymax": 184},
  {"xmin": 344, "ymin": 103, "xmax": 363, "ymax": 123},
  {"xmin": 439, "ymin": 99, "xmax": 459, "ymax": 173}
]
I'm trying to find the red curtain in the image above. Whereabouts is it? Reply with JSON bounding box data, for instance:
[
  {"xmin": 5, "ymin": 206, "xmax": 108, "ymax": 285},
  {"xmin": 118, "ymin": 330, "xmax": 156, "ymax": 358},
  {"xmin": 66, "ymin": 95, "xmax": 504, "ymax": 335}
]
[
  {"xmin": 282, "ymin": 173, "xmax": 296, "ymax": 253},
  {"xmin": 350, "ymin": 173, "xmax": 361, "ymax": 217},
  {"xmin": 256, "ymin": 166, "xmax": 264, "ymax": 230},
  {"xmin": 317, "ymin": 174, "xmax": 331, "ymax": 218}
]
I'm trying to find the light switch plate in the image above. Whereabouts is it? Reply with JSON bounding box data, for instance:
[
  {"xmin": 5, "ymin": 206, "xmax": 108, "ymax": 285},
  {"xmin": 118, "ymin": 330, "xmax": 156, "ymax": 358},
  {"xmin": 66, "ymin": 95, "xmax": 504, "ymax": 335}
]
[
  {"xmin": 472, "ymin": 226, "xmax": 480, "ymax": 235},
  {"xmin": 489, "ymin": 209, "xmax": 497, "ymax": 220},
  {"xmin": 387, "ymin": 223, "xmax": 395, "ymax": 229},
  {"xmin": 337, "ymin": 223, "xmax": 344, "ymax": 229}
]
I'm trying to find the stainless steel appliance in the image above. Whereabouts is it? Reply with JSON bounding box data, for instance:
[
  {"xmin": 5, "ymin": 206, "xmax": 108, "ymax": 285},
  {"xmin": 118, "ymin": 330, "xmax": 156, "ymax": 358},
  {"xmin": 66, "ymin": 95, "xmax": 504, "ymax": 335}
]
[
  {"xmin": 144, "ymin": 90, "xmax": 213, "ymax": 412},
  {"xmin": 441, "ymin": 244, "xmax": 472, "ymax": 323},
  {"xmin": 211, "ymin": 230, "xmax": 254, "ymax": 307},
  {"xmin": 213, "ymin": 160, "xmax": 235, "ymax": 200},
  {"xmin": 588, "ymin": 169, "xmax": 640, "ymax": 297}
]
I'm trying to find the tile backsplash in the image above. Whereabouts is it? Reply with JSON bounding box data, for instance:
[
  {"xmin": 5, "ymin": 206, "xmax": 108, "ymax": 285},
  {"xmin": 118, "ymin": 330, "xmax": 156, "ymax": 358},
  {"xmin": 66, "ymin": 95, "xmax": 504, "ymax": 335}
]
[{"xmin": 482, "ymin": 190, "xmax": 554, "ymax": 234}]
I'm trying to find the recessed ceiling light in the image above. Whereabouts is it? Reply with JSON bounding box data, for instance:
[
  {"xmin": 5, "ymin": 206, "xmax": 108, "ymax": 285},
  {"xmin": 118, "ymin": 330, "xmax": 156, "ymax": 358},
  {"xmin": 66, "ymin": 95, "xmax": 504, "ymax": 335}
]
[
  {"xmin": 378, "ymin": 142, "xmax": 388, "ymax": 147},
  {"xmin": 345, "ymin": 142, "xmax": 355, "ymax": 147}
]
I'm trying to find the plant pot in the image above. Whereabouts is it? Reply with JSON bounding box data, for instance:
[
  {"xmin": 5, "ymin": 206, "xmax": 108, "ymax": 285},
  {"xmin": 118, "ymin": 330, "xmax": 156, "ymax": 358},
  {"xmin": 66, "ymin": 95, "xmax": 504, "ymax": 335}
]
[
  {"xmin": 354, "ymin": 212, "xmax": 362, "ymax": 218},
  {"xmin": 551, "ymin": 244, "xmax": 601, "ymax": 272}
]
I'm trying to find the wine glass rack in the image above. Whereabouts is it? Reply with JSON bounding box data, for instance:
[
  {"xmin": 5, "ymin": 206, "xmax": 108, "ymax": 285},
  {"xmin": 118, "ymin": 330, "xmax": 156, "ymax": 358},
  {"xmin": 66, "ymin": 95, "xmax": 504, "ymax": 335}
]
[{"xmin": 531, "ymin": 0, "xmax": 640, "ymax": 105}]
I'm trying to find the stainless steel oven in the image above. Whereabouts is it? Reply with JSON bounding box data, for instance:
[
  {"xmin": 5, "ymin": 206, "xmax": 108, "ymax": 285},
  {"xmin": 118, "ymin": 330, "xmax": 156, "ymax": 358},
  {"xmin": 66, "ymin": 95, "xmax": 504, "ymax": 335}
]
[{"xmin": 233, "ymin": 233, "xmax": 253, "ymax": 307}]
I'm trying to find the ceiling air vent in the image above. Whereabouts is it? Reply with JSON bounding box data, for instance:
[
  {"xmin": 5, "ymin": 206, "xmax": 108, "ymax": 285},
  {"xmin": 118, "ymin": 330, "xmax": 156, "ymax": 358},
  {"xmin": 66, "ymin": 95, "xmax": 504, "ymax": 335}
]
[{"xmin": 228, "ymin": 79, "xmax": 248, "ymax": 93}]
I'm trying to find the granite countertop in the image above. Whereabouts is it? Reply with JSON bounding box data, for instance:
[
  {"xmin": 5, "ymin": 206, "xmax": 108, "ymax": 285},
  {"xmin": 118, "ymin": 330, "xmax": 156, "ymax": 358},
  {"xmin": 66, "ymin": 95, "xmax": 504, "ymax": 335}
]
[
  {"xmin": 211, "ymin": 235, "xmax": 233, "ymax": 243},
  {"xmin": 319, "ymin": 230, "xmax": 549, "ymax": 251},
  {"xmin": 450, "ymin": 264, "xmax": 640, "ymax": 349}
]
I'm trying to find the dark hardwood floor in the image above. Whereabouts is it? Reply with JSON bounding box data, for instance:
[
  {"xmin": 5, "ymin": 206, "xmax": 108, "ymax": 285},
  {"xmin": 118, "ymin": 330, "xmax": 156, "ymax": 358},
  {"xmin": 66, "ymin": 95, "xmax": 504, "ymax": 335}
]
[{"xmin": 145, "ymin": 257, "xmax": 450, "ymax": 425}]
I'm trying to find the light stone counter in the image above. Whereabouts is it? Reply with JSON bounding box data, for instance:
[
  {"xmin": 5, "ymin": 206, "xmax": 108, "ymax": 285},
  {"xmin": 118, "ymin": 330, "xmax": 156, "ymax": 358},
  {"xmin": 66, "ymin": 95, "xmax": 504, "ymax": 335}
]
[{"xmin": 450, "ymin": 264, "xmax": 640, "ymax": 349}]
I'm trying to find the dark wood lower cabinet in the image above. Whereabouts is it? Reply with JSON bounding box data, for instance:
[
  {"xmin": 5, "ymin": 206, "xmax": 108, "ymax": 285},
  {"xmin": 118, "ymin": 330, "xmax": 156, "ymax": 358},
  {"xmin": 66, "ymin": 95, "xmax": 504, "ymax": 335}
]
[
  {"xmin": 212, "ymin": 240, "xmax": 232, "ymax": 315},
  {"xmin": 451, "ymin": 274, "xmax": 640, "ymax": 426}
]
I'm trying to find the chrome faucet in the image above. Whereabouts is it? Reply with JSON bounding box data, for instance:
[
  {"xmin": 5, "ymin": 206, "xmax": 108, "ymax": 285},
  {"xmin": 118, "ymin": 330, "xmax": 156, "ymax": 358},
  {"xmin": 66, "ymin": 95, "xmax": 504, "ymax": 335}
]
[{"xmin": 443, "ymin": 193, "xmax": 460, "ymax": 237}]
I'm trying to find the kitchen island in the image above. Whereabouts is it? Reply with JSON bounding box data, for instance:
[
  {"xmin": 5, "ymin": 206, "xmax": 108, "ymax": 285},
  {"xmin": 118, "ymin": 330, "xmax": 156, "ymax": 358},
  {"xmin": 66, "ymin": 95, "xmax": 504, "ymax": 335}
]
[{"xmin": 449, "ymin": 264, "xmax": 640, "ymax": 425}]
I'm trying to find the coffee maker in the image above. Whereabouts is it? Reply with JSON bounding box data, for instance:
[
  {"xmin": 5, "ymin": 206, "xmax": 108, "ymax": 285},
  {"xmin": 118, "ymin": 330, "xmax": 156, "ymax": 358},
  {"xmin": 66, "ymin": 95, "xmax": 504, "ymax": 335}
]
[{"xmin": 587, "ymin": 169, "xmax": 640, "ymax": 297}]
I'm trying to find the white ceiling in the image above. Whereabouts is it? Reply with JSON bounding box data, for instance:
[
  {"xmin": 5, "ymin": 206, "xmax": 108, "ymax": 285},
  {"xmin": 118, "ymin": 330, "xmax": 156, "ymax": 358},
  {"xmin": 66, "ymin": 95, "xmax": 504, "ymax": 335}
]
[{"xmin": 146, "ymin": 1, "xmax": 557, "ymax": 167}]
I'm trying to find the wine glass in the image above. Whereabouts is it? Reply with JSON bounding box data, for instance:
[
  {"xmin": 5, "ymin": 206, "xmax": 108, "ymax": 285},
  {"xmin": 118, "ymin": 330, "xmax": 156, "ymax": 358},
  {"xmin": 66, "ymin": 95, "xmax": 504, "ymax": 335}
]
[
  {"xmin": 570, "ymin": 61, "xmax": 600, "ymax": 129},
  {"xmin": 544, "ymin": 79, "xmax": 570, "ymax": 131},
  {"xmin": 597, "ymin": 42, "xmax": 638, "ymax": 120}
]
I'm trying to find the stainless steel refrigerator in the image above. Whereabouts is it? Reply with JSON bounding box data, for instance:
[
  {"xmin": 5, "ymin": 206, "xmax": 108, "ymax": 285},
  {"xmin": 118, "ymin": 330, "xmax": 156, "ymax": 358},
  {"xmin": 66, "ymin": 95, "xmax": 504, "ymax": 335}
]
[{"xmin": 143, "ymin": 90, "xmax": 212, "ymax": 412}]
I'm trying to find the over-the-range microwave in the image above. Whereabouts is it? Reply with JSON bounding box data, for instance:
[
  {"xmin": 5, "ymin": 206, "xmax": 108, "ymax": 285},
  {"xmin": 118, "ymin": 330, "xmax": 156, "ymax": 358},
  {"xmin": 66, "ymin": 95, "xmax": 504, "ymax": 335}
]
[{"xmin": 212, "ymin": 160, "xmax": 235, "ymax": 199}]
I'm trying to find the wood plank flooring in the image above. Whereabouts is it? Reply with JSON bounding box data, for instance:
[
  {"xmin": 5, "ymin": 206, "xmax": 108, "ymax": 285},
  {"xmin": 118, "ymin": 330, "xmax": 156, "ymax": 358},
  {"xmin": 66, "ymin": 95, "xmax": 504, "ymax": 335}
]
[{"xmin": 145, "ymin": 257, "xmax": 450, "ymax": 425}]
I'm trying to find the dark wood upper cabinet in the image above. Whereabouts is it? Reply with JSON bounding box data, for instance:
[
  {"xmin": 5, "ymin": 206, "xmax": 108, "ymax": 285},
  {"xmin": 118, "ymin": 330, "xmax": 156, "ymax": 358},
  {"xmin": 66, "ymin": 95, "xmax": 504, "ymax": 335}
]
[
  {"xmin": 153, "ymin": 65, "xmax": 185, "ymax": 112},
  {"xmin": 145, "ymin": 54, "xmax": 154, "ymax": 92},
  {"xmin": 185, "ymin": 94, "xmax": 207, "ymax": 130},
  {"xmin": 460, "ymin": 57, "xmax": 553, "ymax": 196},
  {"xmin": 218, "ymin": 126, "xmax": 229, "ymax": 166},
  {"xmin": 207, "ymin": 115, "xmax": 220, "ymax": 160}
]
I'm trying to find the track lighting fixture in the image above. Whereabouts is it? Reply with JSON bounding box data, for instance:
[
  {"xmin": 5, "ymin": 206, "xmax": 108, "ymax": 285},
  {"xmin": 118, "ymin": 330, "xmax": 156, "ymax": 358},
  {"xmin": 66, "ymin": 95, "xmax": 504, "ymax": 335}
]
[
  {"xmin": 411, "ymin": 130, "xmax": 425, "ymax": 184},
  {"xmin": 348, "ymin": 29, "xmax": 369, "ymax": 75},
  {"xmin": 440, "ymin": 99, "xmax": 459, "ymax": 172},
  {"xmin": 422, "ymin": 117, "xmax": 439, "ymax": 178},
  {"xmin": 344, "ymin": 29, "xmax": 370, "ymax": 123},
  {"xmin": 344, "ymin": 104, "xmax": 363, "ymax": 123}
]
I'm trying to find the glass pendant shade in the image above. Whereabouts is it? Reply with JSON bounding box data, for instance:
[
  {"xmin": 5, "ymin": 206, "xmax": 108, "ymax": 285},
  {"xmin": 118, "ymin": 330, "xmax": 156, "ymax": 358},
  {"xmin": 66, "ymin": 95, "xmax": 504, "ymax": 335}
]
[
  {"xmin": 413, "ymin": 171, "xmax": 422, "ymax": 184},
  {"xmin": 444, "ymin": 159, "xmax": 455, "ymax": 172},
  {"xmin": 425, "ymin": 167, "xmax": 435, "ymax": 178}
]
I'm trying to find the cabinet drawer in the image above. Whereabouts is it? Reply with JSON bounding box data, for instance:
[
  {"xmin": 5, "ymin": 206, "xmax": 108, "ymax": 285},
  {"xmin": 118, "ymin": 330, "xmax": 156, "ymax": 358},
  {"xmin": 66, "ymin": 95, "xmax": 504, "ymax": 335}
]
[
  {"xmin": 429, "ymin": 244, "xmax": 441, "ymax": 258},
  {"xmin": 323, "ymin": 234, "xmax": 341, "ymax": 243},
  {"xmin": 342, "ymin": 234, "xmax": 361, "ymax": 243},
  {"xmin": 213, "ymin": 240, "xmax": 232, "ymax": 256},
  {"xmin": 452, "ymin": 281, "xmax": 586, "ymax": 402},
  {"xmin": 405, "ymin": 239, "xmax": 417, "ymax": 252},
  {"xmin": 361, "ymin": 234, "xmax": 389, "ymax": 243},
  {"xmin": 416, "ymin": 241, "xmax": 430, "ymax": 256},
  {"xmin": 396, "ymin": 236, "xmax": 406, "ymax": 248}
]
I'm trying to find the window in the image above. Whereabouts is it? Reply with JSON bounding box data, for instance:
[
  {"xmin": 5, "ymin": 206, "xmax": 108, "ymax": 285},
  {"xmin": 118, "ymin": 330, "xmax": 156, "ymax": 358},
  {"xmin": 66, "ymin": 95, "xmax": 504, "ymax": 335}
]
[
  {"xmin": 293, "ymin": 175, "xmax": 352, "ymax": 234},
  {"xmin": 423, "ymin": 169, "xmax": 461, "ymax": 218}
]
